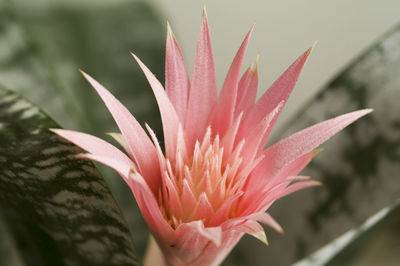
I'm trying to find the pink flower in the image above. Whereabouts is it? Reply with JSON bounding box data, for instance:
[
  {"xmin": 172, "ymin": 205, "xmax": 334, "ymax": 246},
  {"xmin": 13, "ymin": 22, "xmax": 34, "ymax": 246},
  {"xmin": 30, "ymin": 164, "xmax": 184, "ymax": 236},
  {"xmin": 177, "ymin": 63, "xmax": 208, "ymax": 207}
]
[{"xmin": 52, "ymin": 10, "xmax": 371, "ymax": 266}]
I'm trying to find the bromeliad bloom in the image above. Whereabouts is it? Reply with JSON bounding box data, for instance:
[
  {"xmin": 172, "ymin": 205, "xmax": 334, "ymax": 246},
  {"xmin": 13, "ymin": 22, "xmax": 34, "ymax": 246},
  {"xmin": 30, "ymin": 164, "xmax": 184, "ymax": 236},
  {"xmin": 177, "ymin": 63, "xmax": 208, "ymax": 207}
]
[{"xmin": 52, "ymin": 10, "xmax": 371, "ymax": 266}]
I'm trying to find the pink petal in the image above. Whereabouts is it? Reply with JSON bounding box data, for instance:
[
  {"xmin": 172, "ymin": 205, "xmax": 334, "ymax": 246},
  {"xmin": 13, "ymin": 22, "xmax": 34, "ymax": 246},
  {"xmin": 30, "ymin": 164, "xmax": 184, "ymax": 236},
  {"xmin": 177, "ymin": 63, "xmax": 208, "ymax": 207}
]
[
  {"xmin": 131, "ymin": 53, "xmax": 181, "ymax": 160},
  {"xmin": 164, "ymin": 171, "xmax": 183, "ymax": 219},
  {"xmin": 221, "ymin": 112, "xmax": 243, "ymax": 159},
  {"xmin": 238, "ymin": 102, "xmax": 283, "ymax": 163},
  {"xmin": 80, "ymin": 71, "xmax": 160, "ymax": 193},
  {"xmin": 263, "ymin": 149, "xmax": 320, "ymax": 191},
  {"xmin": 128, "ymin": 172, "xmax": 176, "ymax": 245},
  {"xmin": 165, "ymin": 22, "xmax": 190, "ymax": 123},
  {"xmin": 173, "ymin": 221, "xmax": 222, "ymax": 263},
  {"xmin": 85, "ymin": 154, "xmax": 176, "ymax": 245},
  {"xmin": 279, "ymin": 180, "xmax": 322, "ymax": 199},
  {"xmin": 78, "ymin": 153, "xmax": 134, "ymax": 179},
  {"xmin": 250, "ymin": 212, "xmax": 284, "ymax": 234},
  {"xmin": 144, "ymin": 123, "xmax": 166, "ymax": 171},
  {"xmin": 79, "ymin": 152, "xmax": 179, "ymax": 242},
  {"xmin": 239, "ymin": 44, "xmax": 314, "ymax": 137},
  {"xmin": 233, "ymin": 220, "xmax": 268, "ymax": 245},
  {"xmin": 176, "ymin": 124, "xmax": 188, "ymax": 162},
  {"xmin": 209, "ymin": 191, "xmax": 243, "ymax": 226},
  {"xmin": 185, "ymin": 9, "xmax": 217, "ymax": 150},
  {"xmin": 210, "ymin": 25, "xmax": 254, "ymax": 136},
  {"xmin": 181, "ymin": 179, "xmax": 197, "ymax": 219},
  {"xmin": 51, "ymin": 129, "xmax": 133, "ymax": 167},
  {"xmin": 176, "ymin": 221, "xmax": 222, "ymax": 247},
  {"xmin": 191, "ymin": 192, "xmax": 214, "ymax": 223},
  {"xmin": 234, "ymin": 54, "xmax": 259, "ymax": 117},
  {"xmin": 246, "ymin": 109, "xmax": 372, "ymax": 195},
  {"xmin": 191, "ymin": 230, "xmax": 244, "ymax": 266}
]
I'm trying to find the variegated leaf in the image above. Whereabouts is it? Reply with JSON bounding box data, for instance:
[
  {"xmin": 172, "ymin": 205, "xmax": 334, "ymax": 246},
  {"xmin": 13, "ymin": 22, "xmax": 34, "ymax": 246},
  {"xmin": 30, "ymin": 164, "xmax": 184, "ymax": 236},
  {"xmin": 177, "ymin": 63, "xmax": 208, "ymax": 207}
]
[
  {"xmin": 0, "ymin": 0, "xmax": 166, "ymax": 255},
  {"xmin": 293, "ymin": 199, "xmax": 400, "ymax": 266},
  {"xmin": 0, "ymin": 85, "xmax": 141, "ymax": 266}
]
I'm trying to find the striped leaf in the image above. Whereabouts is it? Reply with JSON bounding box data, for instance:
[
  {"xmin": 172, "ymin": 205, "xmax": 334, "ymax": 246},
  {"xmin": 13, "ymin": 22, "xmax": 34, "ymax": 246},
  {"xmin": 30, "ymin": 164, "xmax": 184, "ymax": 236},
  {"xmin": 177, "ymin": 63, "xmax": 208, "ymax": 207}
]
[
  {"xmin": 0, "ymin": 85, "xmax": 141, "ymax": 266},
  {"xmin": 0, "ymin": 2, "xmax": 165, "ymax": 252},
  {"xmin": 293, "ymin": 199, "xmax": 400, "ymax": 266}
]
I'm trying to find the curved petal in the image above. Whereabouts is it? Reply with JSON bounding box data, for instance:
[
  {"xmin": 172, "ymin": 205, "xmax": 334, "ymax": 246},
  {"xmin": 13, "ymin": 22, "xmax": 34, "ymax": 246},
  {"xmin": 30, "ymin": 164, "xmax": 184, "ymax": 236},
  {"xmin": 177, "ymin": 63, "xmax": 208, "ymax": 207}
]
[
  {"xmin": 77, "ymin": 153, "xmax": 134, "ymax": 181},
  {"xmin": 131, "ymin": 53, "xmax": 181, "ymax": 161},
  {"xmin": 80, "ymin": 71, "xmax": 160, "ymax": 193},
  {"xmin": 239, "ymin": 44, "xmax": 314, "ymax": 137},
  {"xmin": 249, "ymin": 212, "xmax": 284, "ymax": 234},
  {"xmin": 233, "ymin": 220, "xmax": 268, "ymax": 245},
  {"xmin": 170, "ymin": 221, "xmax": 221, "ymax": 264},
  {"xmin": 77, "ymin": 153, "xmax": 175, "ymax": 245},
  {"xmin": 245, "ymin": 109, "xmax": 372, "ymax": 195},
  {"xmin": 235, "ymin": 54, "xmax": 259, "ymax": 117},
  {"xmin": 210, "ymin": 25, "xmax": 254, "ymax": 136},
  {"xmin": 237, "ymin": 102, "xmax": 283, "ymax": 163},
  {"xmin": 191, "ymin": 230, "xmax": 244, "ymax": 266},
  {"xmin": 51, "ymin": 129, "xmax": 132, "ymax": 167}
]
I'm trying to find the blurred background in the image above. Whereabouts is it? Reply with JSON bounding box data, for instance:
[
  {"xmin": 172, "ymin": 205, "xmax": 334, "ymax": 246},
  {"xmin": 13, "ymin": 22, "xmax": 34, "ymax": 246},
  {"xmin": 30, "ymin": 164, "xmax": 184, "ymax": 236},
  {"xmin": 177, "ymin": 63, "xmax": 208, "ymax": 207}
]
[{"xmin": 0, "ymin": 0, "xmax": 399, "ymax": 265}]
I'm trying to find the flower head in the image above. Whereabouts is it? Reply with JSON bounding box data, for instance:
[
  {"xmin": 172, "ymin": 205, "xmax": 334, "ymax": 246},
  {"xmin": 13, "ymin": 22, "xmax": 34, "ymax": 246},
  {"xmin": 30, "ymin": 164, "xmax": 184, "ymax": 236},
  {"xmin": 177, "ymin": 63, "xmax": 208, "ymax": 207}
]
[{"xmin": 52, "ymin": 9, "xmax": 371, "ymax": 266}]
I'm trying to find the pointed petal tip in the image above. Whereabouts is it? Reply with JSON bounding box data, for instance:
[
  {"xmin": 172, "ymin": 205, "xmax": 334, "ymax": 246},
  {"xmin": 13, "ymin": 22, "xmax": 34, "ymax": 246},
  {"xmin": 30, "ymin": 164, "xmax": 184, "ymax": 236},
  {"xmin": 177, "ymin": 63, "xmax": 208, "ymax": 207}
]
[
  {"xmin": 250, "ymin": 54, "xmax": 260, "ymax": 73},
  {"xmin": 202, "ymin": 5, "xmax": 207, "ymax": 18},
  {"xmin": 78, "ymin": 69, "xmax": 90, "ymax": 79},
  {"xmin": 166, "ymin": 20, "xmax": 174, "ymax": 40},
  {"xmin": 213, "ymin": 236, "xmax": 222, "ymax": 247},
  {"xmin": 49, "ymin": 128, "xmax": 60, "ymax": 134},
  {"xmin": 79, "ymin": 70, "xmax": 97, "ymax": 85},
  {"xmin": 254, "ymin": 231, "xmax": 269, "ymax": 246},
  {"xmin": 310, "ymin": 148, "xmax": 324, "ymax": 158},
  {"xmin": 307, "ymin": 41, "xmax": 318, "ymax": 55},
  {"xmin": 348, "ymin": 108, "xmax": 374, "ymax": 120},
  {"xmin": 74, "ymin": 153, "xmax": 88, "ymax": 159},
  {"xmin": 130, "ymin": 51, "xmax": 138, "ymax": 60},
  {"xmin": 313, "ymin": 180, "xmax": 324, "ymax": 187},
  {"xmin": 363, "ymin": 108, "xmax": 374, "ymax": 114}
]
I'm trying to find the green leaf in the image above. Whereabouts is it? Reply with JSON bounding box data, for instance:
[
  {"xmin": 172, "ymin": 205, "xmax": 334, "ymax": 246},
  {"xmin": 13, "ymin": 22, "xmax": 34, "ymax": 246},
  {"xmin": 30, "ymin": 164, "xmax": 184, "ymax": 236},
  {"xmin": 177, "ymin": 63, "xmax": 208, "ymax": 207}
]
[
  {"xmin": 0, "ymin": 0, "xmax": 164, "ymax": 134},
  {"xmin": 292, "ymin": 199, "xmax": 400, "ymax": 266},
  {"xmin": 0, "ymin": 85, "xmax": 141, "ymax": 266},
  {"xmin": 0, "ymin": 213, "xmax": 24, "ymax": 266},
  {"xmin": 0, "ymin": 0, "xmax": 166, "ymax": 255}
]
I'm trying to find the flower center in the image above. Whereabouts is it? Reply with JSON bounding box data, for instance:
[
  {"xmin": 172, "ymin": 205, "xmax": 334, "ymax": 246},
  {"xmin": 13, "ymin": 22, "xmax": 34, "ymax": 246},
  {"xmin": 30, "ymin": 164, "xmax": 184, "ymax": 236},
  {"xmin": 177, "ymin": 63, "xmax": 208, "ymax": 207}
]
[{"xmin": 157, "ymin": 127, "xmax": 246, "ymax": 229}]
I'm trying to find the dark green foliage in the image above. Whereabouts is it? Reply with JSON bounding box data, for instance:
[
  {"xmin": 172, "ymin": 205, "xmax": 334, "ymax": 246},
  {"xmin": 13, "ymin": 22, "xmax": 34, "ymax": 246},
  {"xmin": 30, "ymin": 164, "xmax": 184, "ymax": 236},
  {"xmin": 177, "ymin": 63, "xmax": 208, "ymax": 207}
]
[
  {"xmin": 0, "ymin": 86, "xmax": 141, "ymax": 266},
  {"xmin": 0, "ymin": 0, "xmax": 166, "ymax": 257}
]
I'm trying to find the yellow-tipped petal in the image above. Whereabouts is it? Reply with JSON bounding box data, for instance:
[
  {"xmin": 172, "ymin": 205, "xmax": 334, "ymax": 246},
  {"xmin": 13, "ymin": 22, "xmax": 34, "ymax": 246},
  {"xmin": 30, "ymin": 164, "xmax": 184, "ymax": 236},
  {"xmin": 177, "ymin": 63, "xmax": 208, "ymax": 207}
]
[{"xmin": 250, "ymin": 53, "xmax": 260, "ymax": 73}]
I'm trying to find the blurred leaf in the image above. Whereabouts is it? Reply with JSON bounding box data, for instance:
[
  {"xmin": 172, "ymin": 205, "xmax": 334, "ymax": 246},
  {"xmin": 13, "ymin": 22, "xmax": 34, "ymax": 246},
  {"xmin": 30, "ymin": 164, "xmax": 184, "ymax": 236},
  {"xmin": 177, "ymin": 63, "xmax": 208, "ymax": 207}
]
[
  {"xmin": 0, "ymin": 85, "xmax": 141, "ymax": 266},
  {"xmin": 0, "ymin": 0, "xmax": 167, "ymax": 254},
  {"xmin": 292, "ymin": 199, "xmax": 400, "ymax": 266},
  {"xmin": 0, "ymin": 0, "xmax": 164, "ymax": 134},
  {"xmin": 224, "ymin": 23, "xmax": 400, "ymax": 266},
  {"xmin": 0, "ymin": 213, "xmax": 24, "ymax": 266}
]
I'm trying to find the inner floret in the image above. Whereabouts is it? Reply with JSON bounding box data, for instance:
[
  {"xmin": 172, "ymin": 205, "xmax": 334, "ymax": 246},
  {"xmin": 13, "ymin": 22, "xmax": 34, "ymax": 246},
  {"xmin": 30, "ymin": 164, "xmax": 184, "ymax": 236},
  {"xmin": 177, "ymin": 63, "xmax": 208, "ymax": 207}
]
[{"xmin": 157, "ymin": 127, "xmax": 254, "ymax": 229}]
